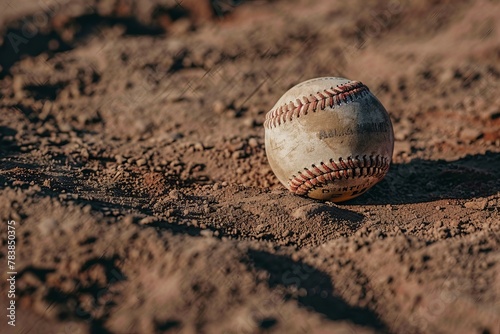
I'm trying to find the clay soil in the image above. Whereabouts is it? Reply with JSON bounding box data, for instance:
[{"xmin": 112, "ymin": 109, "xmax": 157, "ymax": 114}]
[{"xmin": 1, "ymin": 0, "xmax": 499, "ymax": 333}]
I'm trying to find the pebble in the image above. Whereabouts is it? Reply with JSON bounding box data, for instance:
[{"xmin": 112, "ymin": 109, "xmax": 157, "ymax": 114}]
[
  {"xmin": 139, "ymin": 216, "xmax": 156, "ymax": 225},
  {"xmin": 136, "ymin": 158, "xmax": 147, "ymax": 166},
  {"xmin": 243, "ymin": 117, "xmax": 255, "ymax": 127},
  {"xmin": 59, "ymin": 123, "xmax": 72, "ymax": 132},
  {"xmin": 193, "ymin": 142, "xmax": 204, "ymax": 151},
  {"xmin": 80, "ymin": 148, "xmax": 89, "ymax": 159},
  {"xmin": 248, "ymin": 138, "xmax": 259, "ymax": 148},
  {"xmin": 200, "ymin": 230, "xmax": 214, "ymax": 237},
  {"xmin": 169, "ymin": 189, "xmax": 181, "ymax": 200},
  {"xmin": 165, "ymin": 208, "xmax": 175, "ymax": 218},
  {"xmin": 123, "ymin": 216, "xmax": 134, "ymax": 225},
  {"xmin": 232, "ymin": 150, "xmax": 246, "ymax": 159},
  {"xmin": 464, "ymin": 199, "xmax": 487, "ymax": 210},
  {"xmin": 212, "ymin": 100, "xmax": 225, "ymax": 114},
  {"xmin": 82, "ymin": 205, "xmax": 92, "ymax": 213},
  {"xmin": 459, "ymin": 128, "xmax": 482, "ymax": 142}
]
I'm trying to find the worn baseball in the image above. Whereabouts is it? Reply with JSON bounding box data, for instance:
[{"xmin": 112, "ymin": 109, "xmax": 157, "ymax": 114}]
[{"xmin": 264, "ymin": 77, "xmax": 394, "ymax": 202}]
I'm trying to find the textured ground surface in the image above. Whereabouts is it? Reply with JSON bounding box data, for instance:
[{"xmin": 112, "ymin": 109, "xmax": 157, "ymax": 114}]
[{"xmin": 1, "ymin": 0, "xmax": 500, "ymax": 333}]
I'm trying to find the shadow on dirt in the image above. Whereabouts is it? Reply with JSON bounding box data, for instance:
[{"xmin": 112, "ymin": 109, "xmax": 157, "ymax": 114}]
[
  {"xmin": 247, "ymin": 249, "xmax": 386, "ymax": 331},
  {"xmin": 0, "ymin": 0, "xmax": 232, "ymax": 79},
  {"xmin": 0, "ymin": 126, "xmax": 19, "ymax": 158},
  {"xmin": 17, "ymin": 256, "xmax": 125, "ymax": 332},
  {"xmin": 350, "ymin": 151, "xmax": 500, "ymax": 205},
  {"xmin": 0, "ymin": 13, "xmax": 165, "ymax": 79}
]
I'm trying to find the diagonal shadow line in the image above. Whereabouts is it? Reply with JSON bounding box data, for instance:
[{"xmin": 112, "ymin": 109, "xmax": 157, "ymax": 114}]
[{"xmin": 246, "ymin": 249, "xmax": 387, "ymax": 331}]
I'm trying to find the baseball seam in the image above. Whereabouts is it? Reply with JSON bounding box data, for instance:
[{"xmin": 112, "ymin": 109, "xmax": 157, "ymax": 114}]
[
  {"xmin": 264, "ymin": 81, "xmax": 369, "ymax": 129},
  {"xmin": 289, "ymin": 155, "xmax": 390, "ymax": 195}
]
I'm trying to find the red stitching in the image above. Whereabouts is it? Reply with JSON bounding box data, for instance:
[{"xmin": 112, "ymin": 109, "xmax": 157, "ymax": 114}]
[
  {"xmin": 288, "ymin": 155, "xmax": 390, "ymax": 195},
  {"xmin": 265, "ymin": 81, "xmax": 369, "ymax": 129}
]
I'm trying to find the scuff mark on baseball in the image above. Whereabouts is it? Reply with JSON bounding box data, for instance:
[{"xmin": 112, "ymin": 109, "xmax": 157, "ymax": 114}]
[{"xmin": 264, "ymin": 77, "xmax": 394, "ymax": 202}]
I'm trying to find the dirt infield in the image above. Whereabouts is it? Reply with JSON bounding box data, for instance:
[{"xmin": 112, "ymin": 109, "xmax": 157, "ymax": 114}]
[{"xmin": 0, "ymin": 0, "xmax": 499, "ymax": 333}]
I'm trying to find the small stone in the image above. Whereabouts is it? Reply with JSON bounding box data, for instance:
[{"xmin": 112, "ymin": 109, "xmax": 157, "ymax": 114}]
[
  {"xmin": 165, "ymin": 208, "xmax": 175, "ymax": 217},
  {"xmin": 282, "ymin": 230, "xmax": 290, "ymax": 238},
  {"xmin": 226, "ymin": 109, "xmax": 238, "ymax": 118},
  {"xmin": 123, "ymin": 216, "xmax": 134, "ymax": 225},
  {"xmin": 459, "ymin": 128, "xmax": 482, "ymax": 142},
  {"xmin": 213, "ymin": 183, "xmax": 220, "ymax": 190},
  {"xmin": 82, "ymin": 205, "xmax": 92, "ymax": 213},
  {"xmin": 193, "ymin": 142, "xmax": 204, "ymax": 151},
  {"xmin": 232, "ymin": 150, "xmax": 245, "ymax": 159},
  {"xmin": 212, "ymin": 100, "xmax": 225, "ymax": 114},
  {"xmin": 115, "ymin": 155, "xmax": 124, "ymax": 164},
  {"xmin": 136, "ymin": 158, "xmax": 147, "ymax": 166},
  {"xmin": 59, "ymin": 123, "xmax": 72, "ymax": 132},
  {"xmin": 169, "ymin": 189, "xmax": 181, "ymax": 199},
  {"xmin": 464, "ymin": 199, "xmax": 487, "ymax": 210},
  {"xmin": 200, "ymin": 230, "xmax": 214, "ymax": 237},
  {"xmin": 80, "ymin": 148, "xmax": 89, "ymax": 159},
  {"xmin": 139, "ymin": 216, "xmax": 156, "ymax": 225},
  {"xmin": 243, "ymin": 117, "xmax": 255, "ymax": 127},
  {"xmin": 248, "ymin": 138, "xmax": 258, "ymax": 148},
  {"xmin": 40, "ymin": 101, "xmax": 52, "ymax": 120}
]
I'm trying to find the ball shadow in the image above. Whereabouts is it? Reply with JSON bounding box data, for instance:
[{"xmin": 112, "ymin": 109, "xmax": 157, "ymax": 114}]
[{"xmin": 349, "ymin": 151, "xmax": 499, "ymax": 205}]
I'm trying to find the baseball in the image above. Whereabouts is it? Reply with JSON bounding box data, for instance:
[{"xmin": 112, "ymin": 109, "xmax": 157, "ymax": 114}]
[{"xmin": 264, "ymin": 77, "xmax": 394, "ymax": 202}]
